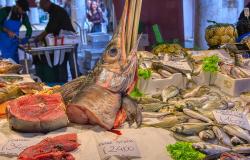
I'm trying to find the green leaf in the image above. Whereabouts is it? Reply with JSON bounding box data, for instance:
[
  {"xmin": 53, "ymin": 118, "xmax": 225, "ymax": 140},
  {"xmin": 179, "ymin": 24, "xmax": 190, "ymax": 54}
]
[
  {"xmin": 202, "ymin": 55, "xmax": 220, "ymax": 73},
  {"xmin": 138, "ymin": 68, "xmax": 152, "ymax": 79},
  {"xmin": 166, "ymin": 142, "xmax": 206, "ymax": 160},
  {"xmin": 129, "ymin": 87, "xmax": 143, "ymax": 98}
]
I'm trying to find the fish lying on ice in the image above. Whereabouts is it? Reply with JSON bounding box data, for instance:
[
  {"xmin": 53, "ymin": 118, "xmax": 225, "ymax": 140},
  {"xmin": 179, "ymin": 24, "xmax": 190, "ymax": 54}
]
[{"xmin": 192, "ymin": 142, "xmax": 231, "ymax": 155}]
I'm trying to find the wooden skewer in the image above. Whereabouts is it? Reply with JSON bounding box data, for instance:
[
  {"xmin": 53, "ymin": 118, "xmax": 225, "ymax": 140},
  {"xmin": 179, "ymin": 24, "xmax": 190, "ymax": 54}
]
[
  {"xmin": 126, "ymin": 0, "xmax": 136, "ymax": 55},
  {"xmin": 131, "ymin": 0, "xmax": 142, "ymax": 51}
]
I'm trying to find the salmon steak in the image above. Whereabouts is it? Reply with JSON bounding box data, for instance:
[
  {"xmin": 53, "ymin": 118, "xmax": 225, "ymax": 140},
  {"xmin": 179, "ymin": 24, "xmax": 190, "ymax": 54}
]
[
  {"xmin": 18, "ymin": 133, "xmax": 80, "ymax": 160},
  {"xmin": 7, "ymin": 93, "xmax": 69, "ymax": 133}
]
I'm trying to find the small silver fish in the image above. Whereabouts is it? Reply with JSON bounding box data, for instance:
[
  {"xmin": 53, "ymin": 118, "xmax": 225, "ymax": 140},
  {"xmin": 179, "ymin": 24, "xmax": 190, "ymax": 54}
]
[
  {"xmin": 231, "ymin": 136, "xmax": 245, "ymax": 146},
  {"xmin": 212, "ymin": 126, "xmax": 233, "ymax": 147},
  {"xmin": 173, "ymin": 133, "xmax": 202, "ymax": 143},
  {"xmin": 139, "ymin": 103, "xmax": 168, "ymax": 112},
  {"xmin": 158, "ymin": 69, "xmax": 172, "ymax": 78},
  {"xmin": 188, "ymin": 118, "xmax": 204, "ymax": 123},
  {"xmin": 142, "ymin": 115, "xmax": 188, "ymax": 129},
  {"xmin": 161, "ymin": 86, "xmax": 179, "ymax": 103},
  {"xmin": 151, "ymin": 72, "xmax": 162, "ymax": 79},
  {"xmin": 192, "ymin": 142, "xmax": 231, "ymax": 155},
  {"xmin": 138, "ymin": 97, "xmax": 162, "ymax": 104},
  {"xmin": 142, "ymin": 112, "xmax": 170, "ymax": 118},
  {"xmin": 232, "ymin": 144, "xmax": 250, "ymax": 154},
  {"xmin": 223, "ymin": 125, "xmax": 250, "ymax": 143},
  {"xmin": 199, "ymin": 130, "xmax": 215, "ymax": 140},
  {"xmin": 183, "ymin": 108, "xmax": 213, "ymax": 123},
  {"xmin": 171, "ymin": 123, "xmax": 211, "ymax": 135},
  {"xmin": 183, "ymin": 85, "xmax": 210, "ymax": 98}
]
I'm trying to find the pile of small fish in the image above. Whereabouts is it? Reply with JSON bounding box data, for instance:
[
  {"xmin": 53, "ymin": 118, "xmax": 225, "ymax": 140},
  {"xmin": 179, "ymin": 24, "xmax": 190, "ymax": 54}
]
[
  {"xmin": 220, "ymin": 62, "xmax": 250, "ymax": 79},
  {"xmin": 140, "ymin": 85, "xmax": 250, "ymax": 159},
  {"xmin": 138, "ymin": 51, "xmax": 194, "ymax": 80}
]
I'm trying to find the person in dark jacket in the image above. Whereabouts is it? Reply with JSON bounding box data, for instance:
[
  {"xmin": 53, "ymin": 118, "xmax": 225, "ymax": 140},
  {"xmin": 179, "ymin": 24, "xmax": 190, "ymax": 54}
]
[
  {"xmin": 87, "ymin": 0, "xmax": 103, "ymax": 32},
  {"xmin": 0, "ymin": 0, "xmax": 32, "ymax": 63},
  {"xmin": 237, "ymin": 2, "xmax": 250, "ymax": 41},
  {"xmin": 34, "ymin": 0, "xmax": 79, "ymax": 83}
]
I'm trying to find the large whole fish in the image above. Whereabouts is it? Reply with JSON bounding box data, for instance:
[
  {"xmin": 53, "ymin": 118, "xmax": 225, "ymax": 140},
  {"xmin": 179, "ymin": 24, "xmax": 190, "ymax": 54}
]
[{"xmin": 61, "ymin": 0, "xmax": 142, "ymax": 130}]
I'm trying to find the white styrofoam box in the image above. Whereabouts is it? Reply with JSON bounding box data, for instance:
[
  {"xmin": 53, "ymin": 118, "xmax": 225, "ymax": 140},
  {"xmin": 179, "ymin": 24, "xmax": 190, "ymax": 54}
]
[
  {"xmin": 87, "ymin": 33, "xmax": 111, "ymax": 43},
  {"xmin": 138, "ymin": 73, "xmax": 185, "ymax": 95},
  {"xmin": 192, "ymin": 71, "xmax": 216, "ymax": 86},
  {"xmin": 83, "ymin": 49, "xmax": 104, "ymax": 70},
  {"xmin": 45, "ymin": 34, "xmax": 80, "ymax": 46},
  {"xmin": 213, "ymin": 73, "xmax": 250, "ymax": 97}
]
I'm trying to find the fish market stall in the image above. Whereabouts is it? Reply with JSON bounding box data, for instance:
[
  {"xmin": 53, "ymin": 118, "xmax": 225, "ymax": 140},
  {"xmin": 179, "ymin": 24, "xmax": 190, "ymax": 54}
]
[
  {"xmin": 2, "ymin": 0, "xmax": 250, "ymax": 160},
  {"xmin": 19, "ymin": 44, "xmax": 79, "ymax": 77}
]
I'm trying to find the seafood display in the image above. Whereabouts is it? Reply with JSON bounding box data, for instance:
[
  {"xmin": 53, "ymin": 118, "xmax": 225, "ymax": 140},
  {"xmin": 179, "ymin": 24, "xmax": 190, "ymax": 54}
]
[
  {"xmin": 140, "ymin": 83, "xmax": 250, "ymax": 159},
  {"xmin": 1, "ymin": 1, "xmax": 250, "ymax": 160}
]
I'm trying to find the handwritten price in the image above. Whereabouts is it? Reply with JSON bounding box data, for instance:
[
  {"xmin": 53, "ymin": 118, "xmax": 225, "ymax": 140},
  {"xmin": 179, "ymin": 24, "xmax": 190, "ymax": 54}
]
[
  {"xmin": 97, "ymin": 139, "xmax": 141, "ymax": 160},
  {"xmin": 103, "ymin": 145, "xmax": 135, "ymax": 155}
]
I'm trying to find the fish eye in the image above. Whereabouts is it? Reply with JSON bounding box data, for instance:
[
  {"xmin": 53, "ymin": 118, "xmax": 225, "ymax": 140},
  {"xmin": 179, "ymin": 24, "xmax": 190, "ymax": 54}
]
[{"xmin": 109, "ymin": 48, "xmax": 118, "ymax": 57}]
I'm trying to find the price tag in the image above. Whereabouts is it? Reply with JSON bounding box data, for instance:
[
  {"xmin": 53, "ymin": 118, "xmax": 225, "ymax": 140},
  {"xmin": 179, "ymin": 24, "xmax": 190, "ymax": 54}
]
[
  {"xmin": 97, "ymin": 138, "xmax": 141, "ymax": 160},
  {"xmin": 0, "ymin": 138, "xmax": 40, "ymax": 156},
  {"xmin": 213, "ymin": 110, "xmax": 250, "ymax": 130}
]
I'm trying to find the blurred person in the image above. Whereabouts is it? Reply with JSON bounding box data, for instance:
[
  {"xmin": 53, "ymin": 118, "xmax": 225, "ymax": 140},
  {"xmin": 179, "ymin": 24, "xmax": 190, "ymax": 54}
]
[
  {"xmin": 87, "ymin": 0, "xmax": 92, "ymax": 11},
  {"xmin": 237, "ymin": 2, "xmax": 250, "ymax": 41},
  {"xmin": 87, "ymin": 0, "xmax": 103, "ymax": 32},
  {"xmin": 63, "ymin": 0, "xmax": 71, "ymax": 16},
  {"xmin": 0, "ymin": 0, "xmax": 32, "ymax": 63},
  {"xmin": 34, "ymin": 0, "xmax": 79, "ymax": 83}
]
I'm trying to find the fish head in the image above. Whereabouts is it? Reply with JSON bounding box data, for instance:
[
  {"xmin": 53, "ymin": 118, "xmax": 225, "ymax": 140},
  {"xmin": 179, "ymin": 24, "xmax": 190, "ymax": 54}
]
[
  {"xmin": 192, "ymin": 142, "xmax": 206, "ymax": 150},
  {"xmin": 101, "ymin": 0, "xmax": 128, "ymax": 73},
  {"xmin": 171, "ymin": 125, "xmax": 184, "ymax": 133},
  {"xmin": 96, "ymin": 0, "xmax": 139, "ymax": 94}
]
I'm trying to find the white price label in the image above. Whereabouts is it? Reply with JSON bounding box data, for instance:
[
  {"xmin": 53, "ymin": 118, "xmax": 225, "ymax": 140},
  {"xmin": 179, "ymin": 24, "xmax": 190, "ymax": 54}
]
[
  {"xmin": 97, "ymin": 139, "xmax": 141, "ymax": 160},
  {"xmin": 0, "ymin": 138, "xmax": 40, "ymax": 156},
  {"xmin": 213, "ymin": 110, "xmax": 250, "ymax": 130}
]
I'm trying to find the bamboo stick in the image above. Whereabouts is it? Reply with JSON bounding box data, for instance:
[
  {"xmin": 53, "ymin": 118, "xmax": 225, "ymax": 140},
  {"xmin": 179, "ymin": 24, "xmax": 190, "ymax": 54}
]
[
  {"xmin": 126, "ymin": 0, "xmax": 136, "ymax": 55},
  {"xmin": 131, "ymin": 0, "xmax": 142, "ymax": 51}
]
